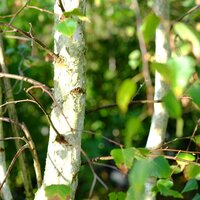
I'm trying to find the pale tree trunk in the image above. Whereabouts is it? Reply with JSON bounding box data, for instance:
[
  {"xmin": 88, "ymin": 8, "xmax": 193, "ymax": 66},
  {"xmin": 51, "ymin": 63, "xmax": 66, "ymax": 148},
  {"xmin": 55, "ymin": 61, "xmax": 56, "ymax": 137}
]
[
  {"xmin": 145, "ymin": 0, "xmax": 170, "ymax": 199},
  {"xmin": 35, "ymin": 0, "xmax": 86, "ymax": 199}
]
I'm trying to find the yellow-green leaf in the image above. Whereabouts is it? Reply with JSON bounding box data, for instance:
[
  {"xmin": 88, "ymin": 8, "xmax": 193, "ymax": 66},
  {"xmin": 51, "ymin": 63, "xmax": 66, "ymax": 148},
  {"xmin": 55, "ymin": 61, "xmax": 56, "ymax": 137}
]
[{"xmin": 116, "ymin": 79, "xmax": 136, "ymax": 113}]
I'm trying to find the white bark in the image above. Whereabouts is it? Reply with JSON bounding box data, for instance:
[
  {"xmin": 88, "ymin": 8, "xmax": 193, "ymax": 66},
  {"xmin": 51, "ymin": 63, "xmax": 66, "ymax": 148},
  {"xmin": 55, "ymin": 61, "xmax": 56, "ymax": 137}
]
[
  {"xmin": 35, "ymin": 0, "xmax": 86, "ymax": 199},
  {"xmin": 145, "ymin": 0, "xmax": 170, "ymax": 199}
]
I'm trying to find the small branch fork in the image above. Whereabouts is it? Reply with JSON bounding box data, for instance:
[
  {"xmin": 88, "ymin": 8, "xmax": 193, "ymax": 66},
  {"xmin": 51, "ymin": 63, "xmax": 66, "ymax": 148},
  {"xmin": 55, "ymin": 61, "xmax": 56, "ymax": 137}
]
[{"xmin": 0, "ymin": 117, "xmax": 42, "ymax": 189}]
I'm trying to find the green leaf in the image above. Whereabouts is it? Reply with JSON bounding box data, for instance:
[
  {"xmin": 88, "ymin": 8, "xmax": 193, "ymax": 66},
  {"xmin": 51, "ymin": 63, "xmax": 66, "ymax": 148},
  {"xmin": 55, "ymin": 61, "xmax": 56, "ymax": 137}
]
[
  {"xmin": 124, "ymin": 117, "xmax": 142, "ymax": 147},
  {"xmin": 111, "ymin": 148, "xmax": 149, "ymax": 170},
  {"xmin": 167, "ymin": 56, "xmax": 195, "ymax": 97},
  {"xmin": 163, "ymin": 90, "xmax": 182, "ymax": 119},
  {"xmin": 127, "ymin": 159, "xmax": 152, "ymax": 200},
  {"xmin": 192, "ymin": 193, "xmax": 200, "ymax": 200},
  {"xmin": 182, "ymin": 179, "xmax": 198, "ymax": 193},
  {"xmin": 151, "ymin": 62, "xmax": 170, "ymax": 82},
  {"xmin": 141, "ymin": 12, "xmax": 160, "ymax": 43},
  {"xmin": 188, "ymin": 83, "xmax": 200, "ymax": 108},
  {"xmin": 116, "ymin": 79, "xmax": 136, "ymax": 113},
  {"xmin": 45, "ymin": 184, "xmax": 71, "ymax": 200},
  {"xmin": 174, "ymin": 22, "xmax": 200, "ymax": 59},
  {"xmin": 150, "ymin": 156, "xmax": 172, "ymax": 178},
  {"xmin": 176, "ymin": 153, "xmax": 196, "ymax": 170},
  {"xmin": 56, "ymin": 19, "xmax": 77, "ymax": 37},
  {"xmin": 111, "ymin": 148, "xmax": 135, "ymax": 169},
  {"xmin": 63, "ymin": 8, "xmax": 83, "ymax": 18},
  {"xmin": 157, "ymin": 179, "xmax": 183, "ymax": 198},
  {"xmin": 184, "ymin": 164, "xmax": 200, "ymax": 180},
  {"xmin": 109, "ymin": 192, "xmax": 126, "ymax": 200},
  {"xmin": 109, "ymin": 192, "xmax": 117, "ymax": 200}
]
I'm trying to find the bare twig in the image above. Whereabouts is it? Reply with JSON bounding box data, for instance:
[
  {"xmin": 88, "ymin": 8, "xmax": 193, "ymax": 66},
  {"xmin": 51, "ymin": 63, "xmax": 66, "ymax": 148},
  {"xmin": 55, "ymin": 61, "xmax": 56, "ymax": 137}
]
[
  {"xmin": 0, "ymin": 117, "xmax": 42, "ymax": 187},
  {"xmin": 0, "ymin": 22, "xmax": 61, "ymax": 61},
  {"xmin": 83, "ymin": 130, "xmax": 123, "ymax": 147},
  {"xmin": 81, "ymin": 149, "xmax": 108, "ymax": 198},
  {"xmin": 186, "ymin": 119, "xmax": 200, "ymax": 151},
  {"xmin": 0, "ymin": 99, "xmax": 36, "ymax": 109},
  {"xmin": 170, "ymin": 5, "xmax": 200, "ymax": 31},
  {"xmin": 86, "ymin": 99, "xmax": 161, "ymax": 114},
  {"xmin": 0, "ymin": 72, "xmax": 48, "ymax": 87},
  {"xmin": 26, "ymin": 5, "xmax": 55, "ymax": 15},
  {"xmin": 58, "ymin": 0, "xmax": 65, "ymax": 13},
  {"xmin": 26, "ymin": 89, "xmax": 62, "ymax": 137},
  {"xmin": 0, "ymin": 144, "xmax": 29, "ymax": 191},
  {"xmin": 5, "ymin": 0, "xmax": 32, "ymax": 32}
]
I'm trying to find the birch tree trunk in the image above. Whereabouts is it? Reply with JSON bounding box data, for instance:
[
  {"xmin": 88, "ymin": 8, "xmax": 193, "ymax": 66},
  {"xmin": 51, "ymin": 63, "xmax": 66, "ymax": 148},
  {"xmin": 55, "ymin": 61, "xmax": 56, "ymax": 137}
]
[
  {"xmin": 35, "ymin": 0, "xmax": 86, "ymax": 199},
  {"xmin": 145, "ymin": 0, "xmax": 170, "ymax": 199}
]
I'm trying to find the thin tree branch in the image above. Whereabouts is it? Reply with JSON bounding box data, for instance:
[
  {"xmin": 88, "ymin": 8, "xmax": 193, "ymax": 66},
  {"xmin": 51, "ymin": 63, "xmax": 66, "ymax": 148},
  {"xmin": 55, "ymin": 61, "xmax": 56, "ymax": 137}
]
[
  {"xmin": 81, "ymin": 149, "xmax": 108, "ymax": 198},
  {"xmin": 0, "ymin": 117, "xmax": 42, "ymax": 188},
  {"xmin": 5, "ymin": 0, "xmax": 32, "ymax": 31},
  {"xmin": 0, "ymin": 144, "xmax": 29, "ymax": 191},
  {"xmin": 186, "ymin": 118, "xmax": 200, "ymax": 151},
  {"xmin": 26, "ymin": 5, "xmax": 55, "ymax": 15},
  {"xmin": 58, "ymin": 0, "xmax": 65, "ymax": 13},
  {"xmin": 0, "ymin": 22, "xmax": 61, "ymax": 62},
  {"xmin": 86, "ymin": 99, "xmax": 162, "ymax": 114}
]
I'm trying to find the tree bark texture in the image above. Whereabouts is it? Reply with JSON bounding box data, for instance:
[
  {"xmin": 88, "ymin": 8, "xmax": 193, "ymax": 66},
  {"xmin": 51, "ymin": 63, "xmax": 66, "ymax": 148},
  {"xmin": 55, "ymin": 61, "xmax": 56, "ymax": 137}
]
[{"xmin": 35, "ymin": 0, "xmax": 86, "ymax": 199}]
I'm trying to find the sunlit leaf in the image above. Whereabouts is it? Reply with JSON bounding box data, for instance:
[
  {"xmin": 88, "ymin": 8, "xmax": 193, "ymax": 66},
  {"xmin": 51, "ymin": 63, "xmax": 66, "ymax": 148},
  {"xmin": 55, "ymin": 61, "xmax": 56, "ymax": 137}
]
[
  {"xmin": 56, "ymin": 19, "xmax": 77, "ymax": 37},
  {"xmin": 184, "ymin": 164, "xmax": 200, "ymax": 180},
  {"xmin": 176, "ymin": 153, "xmax": 196, "ymax": 170},
  {"xmin": 174, "ymin": 22, "xmax": 200, "ymax": 59},
  {"xmin": 167, "ymin": 56, "xmax": 195, "ymax": 97},
  {"xmin": 182, "ymin": 179, "xmax": 198, "ymax": 193},
  {"xmin": 45, "ymin": 184, "xmax": 71, "ymax": 200},
  {"xmin": 111, "ymin": 148, "xmax": 135, "ymax": 169},
  {"xmin": 176, "ymin": 118, "xmax": 184, "ymax": 137},
  {"xmin": 63, "ymin": 8, "xmax": 83, "ymax": 17},
  {"xmin": 170, "ymin": 165, "xmax": 182, "ymax": 174},
  {"xmin": 151, "ymin": 62, "xmax": 170, "ymax": 82},
  {"xmin": 111, "ymin": 148, "xmax": 149, "ymax": 171},
  {"xmin": 141, "ymin": 12, "xmax": 160, "ymax": 43},
  {"xmin": 188, "ymin": 83, "xmax": 200, "ymax": 108},
  {"xmin": 116, "ymin": 79, "xmax": 136, "ymax": 113},
  {"xmin": 163, "ymin": 90, "xmax": 182, "ymax": 118},
  {"xmin": 157, "ymin": 179, "xmax": 183, "ymax": 198}
]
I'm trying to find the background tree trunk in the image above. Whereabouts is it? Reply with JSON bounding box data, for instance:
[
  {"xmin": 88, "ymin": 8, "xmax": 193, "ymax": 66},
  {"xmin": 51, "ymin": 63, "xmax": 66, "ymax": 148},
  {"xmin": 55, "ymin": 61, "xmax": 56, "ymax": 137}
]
[
  {"xmin": 145, "ymin": 0, "xmax": 170, "ymax": 199},
  {"xmin": 35, "ymin": 0, "xmax": 86, "ymax": 199}
]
